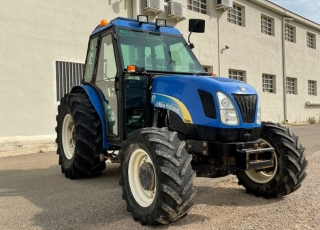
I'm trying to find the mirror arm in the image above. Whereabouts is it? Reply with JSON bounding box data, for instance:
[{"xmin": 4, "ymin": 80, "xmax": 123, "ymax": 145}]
[{"xmin": 188, "ymin": 31, "xmax": 195, "ymax": 49}]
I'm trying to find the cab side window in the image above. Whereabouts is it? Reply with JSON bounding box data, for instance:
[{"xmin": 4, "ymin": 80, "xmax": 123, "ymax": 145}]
[
  {"xmin": 83, "ymin": 37, "xmax": 98, "ymax": 82},
  {"xmin": 96, "ymin": 35, "xmax": 117, "ymax": 81}
]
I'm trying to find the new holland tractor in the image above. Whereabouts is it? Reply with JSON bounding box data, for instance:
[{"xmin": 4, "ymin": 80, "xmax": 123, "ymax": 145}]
[{"xmin": 56, "ymin": 16, "xmax": 307, "ymax": 225}]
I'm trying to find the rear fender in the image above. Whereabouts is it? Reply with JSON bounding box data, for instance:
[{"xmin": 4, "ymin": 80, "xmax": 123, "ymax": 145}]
[{"xmin": 70, "ymin": 85, "xmax": 109, "ymax": 148}]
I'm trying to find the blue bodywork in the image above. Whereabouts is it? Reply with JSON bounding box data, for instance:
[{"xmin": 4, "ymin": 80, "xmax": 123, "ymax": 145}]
[{"xmin": 151, "ymin": 75, "xmax": 260, "ymax": 129}]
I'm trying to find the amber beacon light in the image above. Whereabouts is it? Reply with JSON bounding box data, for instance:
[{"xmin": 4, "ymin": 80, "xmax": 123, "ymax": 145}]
[{"xmin": 100, "ymin": 19, "xmax": 108, "ymax": 27}]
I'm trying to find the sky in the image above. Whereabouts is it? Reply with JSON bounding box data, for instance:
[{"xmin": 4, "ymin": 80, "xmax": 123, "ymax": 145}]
[{"xmin": 269, "ymin": 0, "xmax": 320, "ymax": 24}]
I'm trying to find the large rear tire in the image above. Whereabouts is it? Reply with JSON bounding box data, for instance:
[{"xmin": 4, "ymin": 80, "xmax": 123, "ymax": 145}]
[
  {"xmin": 236, "ymin": 122, "xmax": 307, "ymax": 198},
  {"xmin": 119, "ymin": 127, "xmax": 196, "ymax": 225},
  {"xmin": 55, "ymin": 93, "xmax": 106, "ymax": 179}
]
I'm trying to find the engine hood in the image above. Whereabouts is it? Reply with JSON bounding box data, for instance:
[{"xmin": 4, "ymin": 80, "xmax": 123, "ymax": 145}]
[
  {"xmin": 151, "ymin": 74, "xmax": 260, "ymax": 128},
  {"xmin": 152, "ymin": 75, "xmax": 257, "ymax": 95}
]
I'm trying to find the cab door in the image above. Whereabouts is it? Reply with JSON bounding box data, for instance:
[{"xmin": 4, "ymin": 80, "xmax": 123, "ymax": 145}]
[{"xmin": 95, "ymin": 33, "xmax": 120, "ymax": 138}]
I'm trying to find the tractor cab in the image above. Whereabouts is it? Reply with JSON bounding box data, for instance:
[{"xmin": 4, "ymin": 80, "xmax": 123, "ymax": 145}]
[{"xmin": 82, "ymin": 16, "xmax": 205, "ymax": 146}]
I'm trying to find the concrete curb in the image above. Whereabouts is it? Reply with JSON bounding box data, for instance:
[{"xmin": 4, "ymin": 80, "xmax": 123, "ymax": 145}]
[
  {"xmin": 0, "ymin": 135, "xmax": 56, "ymax": 158},
  {"xmin": 283, "ymin": 122, "xmax": 309, "ymax": 126}
]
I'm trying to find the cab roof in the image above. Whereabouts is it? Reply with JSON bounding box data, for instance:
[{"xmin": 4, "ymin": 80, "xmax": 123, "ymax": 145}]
[{"xmin": 91, "ymin": 17, "xmax": 182, "ymax": 36}]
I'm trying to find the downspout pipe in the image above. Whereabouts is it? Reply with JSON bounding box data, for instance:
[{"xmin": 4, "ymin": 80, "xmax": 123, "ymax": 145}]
[
  {"xmin": 282, "ymin": 17, "xmax": 293, "ymax": 123},
  {"xmin": 132, "ymin": 0, "xmax": 140, "ymax": 19}
]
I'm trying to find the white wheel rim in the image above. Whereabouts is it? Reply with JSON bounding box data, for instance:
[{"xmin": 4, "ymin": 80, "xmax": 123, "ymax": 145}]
[
  {"xmin": 128, "ymin": 149, "xmax": 156, "ymax": 207},
  {"xmin": 245, "ymin": 139, "xmax": 278, "ymax": 184},
  {"xmin": 62, "ymin": 114, "xmax": 75, "ymax": 160}
]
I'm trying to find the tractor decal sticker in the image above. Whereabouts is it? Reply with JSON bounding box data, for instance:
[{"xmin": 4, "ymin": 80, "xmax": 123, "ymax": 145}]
[{"xmin": 151, "ymin": 93, "xmax": 193, "ymax": 124}]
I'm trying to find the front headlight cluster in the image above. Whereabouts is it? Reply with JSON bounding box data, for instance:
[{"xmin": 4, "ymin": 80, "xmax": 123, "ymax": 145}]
[
  {"xmin": 257, "ymin": 100, "xmax": 261, "ymax": 124},
  {"xmin": 216, "ymin": 92, "xmax": 239, "ymax": 125}
]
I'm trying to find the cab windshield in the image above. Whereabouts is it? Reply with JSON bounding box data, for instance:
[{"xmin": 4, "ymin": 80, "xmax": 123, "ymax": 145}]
[{"xmin": 116, "ymin": 28, "xmax": 205, "ymax": 74}]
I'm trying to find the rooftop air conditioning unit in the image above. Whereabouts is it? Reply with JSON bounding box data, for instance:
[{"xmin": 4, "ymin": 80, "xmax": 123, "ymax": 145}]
[
  {"xmin": 167, "ymin": 1, "xmax": 186, "ymax": 21},
  {"xmin": 216, "ymin": 0, "xmax": 233, "ymax": 10},
  {"xmin": 144, "ymin": 0, "xmax": 165, "ymax": 14}
]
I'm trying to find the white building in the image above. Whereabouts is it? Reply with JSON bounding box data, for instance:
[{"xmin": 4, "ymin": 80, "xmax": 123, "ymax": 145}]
[{"xmin": 0, "ymin": 0, "xmax": 319, "ymax": 138}]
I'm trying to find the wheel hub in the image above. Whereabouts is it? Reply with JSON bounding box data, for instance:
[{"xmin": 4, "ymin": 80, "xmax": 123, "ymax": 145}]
[
  {"xmin": 139, "ymin": 162, "xmax": 155, "ymax": 191},
  {"xmin": 128, "ymin": 149, "xmax": 156, "ymax": 207}
]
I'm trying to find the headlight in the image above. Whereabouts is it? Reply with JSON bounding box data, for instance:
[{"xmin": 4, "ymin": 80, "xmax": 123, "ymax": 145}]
[
  {"xmin": 217, "ymin": 92, "xmax": 239, "ymax": 125},
  {"xmin": 257, "ymin": 100, "xmax": 261, "ymax": 124}
]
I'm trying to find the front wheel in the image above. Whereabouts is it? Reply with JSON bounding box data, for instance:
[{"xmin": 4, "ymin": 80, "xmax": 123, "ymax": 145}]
[
  {"xmin": 236, "ymin": 122, "xmax": 307, "ymax": 198},
  {"xmin": 119, "ymin": 127, "xmax": 196, "ymax": 225}
]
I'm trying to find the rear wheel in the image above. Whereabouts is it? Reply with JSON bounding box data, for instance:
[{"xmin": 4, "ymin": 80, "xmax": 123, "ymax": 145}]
[
  {"xmin": 119, "ymin": 127, "xmax": 196, "ymax": 225},
  {"xmin": 55, "ymin": 93, "xmax": 106, "ymax": 179},
  {"xmin": 236, "ymin": 122, "xmax": 307, "ymax": 198}
]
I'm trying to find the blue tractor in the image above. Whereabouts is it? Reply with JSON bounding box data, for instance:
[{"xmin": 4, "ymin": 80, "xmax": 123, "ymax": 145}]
[{"xmin": 56, "ymin": 16, "xmax": 307, "ymax": 225}]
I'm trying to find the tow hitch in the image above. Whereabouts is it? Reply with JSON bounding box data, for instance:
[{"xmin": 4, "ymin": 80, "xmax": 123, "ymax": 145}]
[{"xmin": 236, "ymin": 144, "xmax": 275, "ymax": 171}]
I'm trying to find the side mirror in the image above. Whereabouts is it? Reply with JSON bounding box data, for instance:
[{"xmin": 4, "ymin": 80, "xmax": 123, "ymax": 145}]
[{"xmin": 188, "ymin": 19, "xmax": 205, "ymax": 33}]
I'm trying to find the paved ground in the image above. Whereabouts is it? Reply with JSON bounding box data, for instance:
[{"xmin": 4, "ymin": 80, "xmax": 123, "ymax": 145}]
[{"xmin": 0, "ymin": 124, "xmax": 319, "ymax": 230}]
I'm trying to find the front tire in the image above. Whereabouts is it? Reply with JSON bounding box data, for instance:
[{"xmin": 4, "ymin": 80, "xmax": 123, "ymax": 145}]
[
  {"xmin": 55, "ymin": 93, "xmax": 106, "ymax": 179},
  {"xmin": 236, "ymin": 122, "xmax": 307, "ymax": 198},
  {"xmin": 119, "ymin": 127, "xmax": 196, "ymax": 225}
]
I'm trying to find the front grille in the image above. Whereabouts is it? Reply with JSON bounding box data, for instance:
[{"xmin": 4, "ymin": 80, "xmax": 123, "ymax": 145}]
[{"xmin": 232, "ymin": 94, "xmax": 257, "ymax": 123}]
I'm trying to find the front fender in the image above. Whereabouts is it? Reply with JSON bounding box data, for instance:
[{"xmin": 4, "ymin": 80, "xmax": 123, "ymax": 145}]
[{"xmin": 71, "ymin": 85, "xmax": 108, "ymax": 148}]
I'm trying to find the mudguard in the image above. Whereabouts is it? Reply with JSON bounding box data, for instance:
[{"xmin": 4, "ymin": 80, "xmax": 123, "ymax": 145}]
[{"xmin": 71, "ymin": 85, "xmax": 109, "ymax": 148}]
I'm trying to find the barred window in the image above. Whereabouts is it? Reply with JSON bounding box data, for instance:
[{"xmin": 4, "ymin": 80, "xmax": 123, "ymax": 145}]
[
  {"xmin": 187, "ymin": 0, "xmax": 207, "ymax": 14},
  {"xmin": 285, "ymin": 25, "xmax": 295, "ymax": 42},
  {"xmin": 229, "ymin": 70, "xmax": 246, "ymax": 82},
  {"xmin": 262, "ymin": 74, "xmax": 275, "ymax": 93},
  {"xmin": 307, "ymin": 33, "xmax": 315, "ymax": 49},
  {"xmin": 228, "ymin": 5, "xmax": 243, "ymax": 26},
  {"xmin": 308, "ymin": 80, "xmax": 317, "ymax": 96},
  {"xmin": 286, "ymin": 77, "xmax": 297, "ymax": 94},
  {"xmin": 56, "ymin": 61, "xmax": 84, "ymax": 101},
  {"xmin": 261, "ymin": 16, "xmax": 272, "ymax": 35}
]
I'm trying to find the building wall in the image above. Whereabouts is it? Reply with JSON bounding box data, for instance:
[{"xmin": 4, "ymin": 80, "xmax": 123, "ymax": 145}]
[
  {"xmin": 0, "ymin": 0, "xmax": 132, "ymax": 137},
  {"xmin": 0, "ymin": 0, "xmax": 319, "ymax": 137},
  {"xmin": 285, "ymin": 19, "xmax": 320, "ymax": 122}
]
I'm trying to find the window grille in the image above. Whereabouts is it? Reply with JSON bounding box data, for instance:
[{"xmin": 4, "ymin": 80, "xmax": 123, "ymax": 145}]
[
  {"xmin": 262, "ymin": 74, "xmax": 275, "ymax": 93},
  {"xmin": 261, "ymin": 16, "xmax": 272, "ymax": 35},
  {"xmin": 187, "ymin": 0, "xmax": 207, "ymax": 14},
  {"xmin": 285, "ymin": 25, "xmax": 294, "ymax": 42},
  {"xmin": 307, "ymin": 33, "xmax": 315, "ymax": 49},
  {"xmin": 229, "ymin": 70, "xmax": 245, "ymax": 82},
  {"xmin": 308, "ymin": 80, "xmax": 316, "ymax": 95},
  {"xmin": 55, "ymin": 61, "xmax": 84, "ymax": 101},
  {"xmin": 286, "ymin": 77, "xmax": 296, "ymax": 94},
  {"xmin": 228, "ymin": 5, "xmax": 242, "ymax": 26}
]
